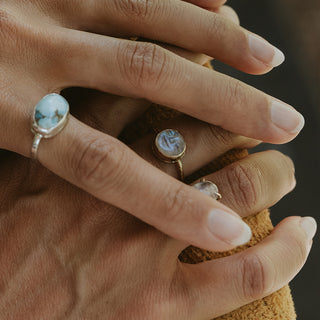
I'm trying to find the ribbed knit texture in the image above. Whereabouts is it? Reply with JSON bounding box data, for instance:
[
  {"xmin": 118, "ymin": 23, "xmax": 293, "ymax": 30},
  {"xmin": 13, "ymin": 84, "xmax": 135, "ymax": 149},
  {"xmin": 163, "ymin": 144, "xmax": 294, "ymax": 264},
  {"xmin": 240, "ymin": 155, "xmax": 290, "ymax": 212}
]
[{"xmin": 120, "ymin": 62, "xmax": 296, "ymax": 320}]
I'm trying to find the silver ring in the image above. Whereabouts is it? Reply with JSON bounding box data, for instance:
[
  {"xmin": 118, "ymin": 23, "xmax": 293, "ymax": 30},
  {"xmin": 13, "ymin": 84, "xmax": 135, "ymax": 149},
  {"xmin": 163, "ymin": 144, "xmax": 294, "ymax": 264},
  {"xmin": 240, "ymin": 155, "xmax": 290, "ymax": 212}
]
[
  {"xmin": 193, "ymin": 179, "xmax": 222, "ymax": 200},
  {"xmin": 153, "ymin": 129, "xmax": 186, "ymax": 181},
  {"xmin": 31, "ymin": 93, "xmax": 70, "ymax": 160}
]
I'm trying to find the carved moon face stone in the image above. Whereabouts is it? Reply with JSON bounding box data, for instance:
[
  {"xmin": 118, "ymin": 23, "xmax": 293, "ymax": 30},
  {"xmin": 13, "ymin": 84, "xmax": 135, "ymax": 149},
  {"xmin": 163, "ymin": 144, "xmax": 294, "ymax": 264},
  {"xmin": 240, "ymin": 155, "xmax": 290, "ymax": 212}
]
[
  {"xmin": 155, "ymin": 129, "xmax": 186, "ymax": 161},
  {"xmin": 193, "ymin": 181, "xmax": 220, "ymax": 200},
  {"xmin": 32, "ymin": 93, "xmax": 69, "ymax": 138}
]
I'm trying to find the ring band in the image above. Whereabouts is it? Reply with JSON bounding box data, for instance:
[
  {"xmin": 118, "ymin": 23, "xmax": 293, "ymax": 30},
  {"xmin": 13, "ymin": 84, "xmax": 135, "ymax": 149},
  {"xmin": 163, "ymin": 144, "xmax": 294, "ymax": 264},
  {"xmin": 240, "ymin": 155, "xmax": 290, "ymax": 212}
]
[
  {"xmin": 31, "ymin": 93, "xmax": 70, "ymax": 160},
  {"xmin": 193, "ymin": 179, "xmax": 222, "ymax": 200},
  {"xmin": 153, "ymin": 129, "xmax": 186, "ymax": 181}
]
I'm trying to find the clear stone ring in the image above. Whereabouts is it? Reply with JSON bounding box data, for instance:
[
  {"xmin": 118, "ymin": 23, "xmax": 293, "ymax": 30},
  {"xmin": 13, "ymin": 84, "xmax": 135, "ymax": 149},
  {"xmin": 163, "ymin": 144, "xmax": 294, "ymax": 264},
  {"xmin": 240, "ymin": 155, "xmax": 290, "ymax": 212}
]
[
  {"xmin": 31, "ymin": 93, "xmax": 70, "ymax": 160},
  {"xmin": 193, "ymin": 179, "xmax": 222, "ymax": 201},
  {"xmin": 153, "ymin": 129, "xmax": 186, "ymax": 181}
]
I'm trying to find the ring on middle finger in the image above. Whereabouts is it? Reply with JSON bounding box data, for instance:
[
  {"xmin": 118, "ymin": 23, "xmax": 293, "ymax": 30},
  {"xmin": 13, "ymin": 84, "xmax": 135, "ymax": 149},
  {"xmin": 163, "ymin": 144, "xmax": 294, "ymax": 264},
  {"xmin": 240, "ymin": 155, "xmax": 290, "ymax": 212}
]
[{"xmin": 153, "ymin": 129, "xmax": 186, "ymax": 181}]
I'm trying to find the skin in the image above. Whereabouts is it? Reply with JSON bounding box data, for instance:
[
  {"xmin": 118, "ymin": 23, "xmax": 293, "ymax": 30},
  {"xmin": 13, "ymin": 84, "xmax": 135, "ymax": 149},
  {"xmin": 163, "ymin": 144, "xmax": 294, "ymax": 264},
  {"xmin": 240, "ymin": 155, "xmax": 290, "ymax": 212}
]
[
  {"xmin": 0, "ymin": 4, "xmax": 316, "ymax": 314},
  {"xmin": 0, "ymin": 89, "xmax": 315, "ymax": 319},
  {"xmin": 0, "ymin": 0, "xmax": 306, "ymax": 250}
]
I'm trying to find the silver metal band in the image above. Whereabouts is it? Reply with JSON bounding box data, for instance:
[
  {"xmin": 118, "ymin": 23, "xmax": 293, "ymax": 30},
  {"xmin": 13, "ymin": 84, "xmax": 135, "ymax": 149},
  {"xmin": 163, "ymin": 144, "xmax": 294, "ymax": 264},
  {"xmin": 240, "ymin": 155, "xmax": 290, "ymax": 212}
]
[{"xmin": 31, "ymin": 133, "xmax": 43, "ymax": 160}]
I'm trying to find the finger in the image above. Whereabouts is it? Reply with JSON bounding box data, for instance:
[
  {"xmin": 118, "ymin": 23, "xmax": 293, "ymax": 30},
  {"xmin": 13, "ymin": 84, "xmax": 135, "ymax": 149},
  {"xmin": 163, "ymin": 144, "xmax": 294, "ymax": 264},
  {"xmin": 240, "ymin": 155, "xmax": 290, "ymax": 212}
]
[
  {"xmin": 62, "ymin": 88, "xmax": 151, "ymax": 137},
  {"xmin": 184, "ymin": 0, "xmax": 227, "ymax": 9},
  {"xmin": 58, "ymin": 30, "xmax": 304, "ymax": 144},
  {"xmin": 137, "ymin": 124, "xmax": 295, "ymax": 217},
  {"xmin": 160, "ymin": 5, "xmax": 240, "ymax": 64},
  {"xmin": 30, "ymin": 115, "xmax": 252, "ymax": 253},
  {"xmin": 181, "ymin": 216, "xmax": 317, "ymax": 319},
  {"xmin": 1, "ymin": 97, "xmax": 248, "ymax": 252},
  {"xmin": 58, "ymin": 4, "xmax": 241, "ymax": 138},
  {"xmin": 198, "ymin": 150, "xmax": 296, "ymax": 217},
  {"xmin": 132, "ymin": 116, "xmax": 260, "ymax": 180},
  {"xmin": 215, "ymin": 5, "xmax": 240, "ymax": 25},
  {"xmin": 79, "ymin": 0, "xmax": 284, "ymax": 74},
  {"xmin": 65, "ymin": 5, "xmax": 242, "ymax": 135}
]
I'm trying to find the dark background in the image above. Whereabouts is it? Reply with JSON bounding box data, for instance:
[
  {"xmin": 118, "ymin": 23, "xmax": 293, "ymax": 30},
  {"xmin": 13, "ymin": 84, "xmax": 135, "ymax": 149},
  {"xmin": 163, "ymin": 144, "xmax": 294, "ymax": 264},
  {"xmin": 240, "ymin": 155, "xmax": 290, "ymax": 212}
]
[{"xmin": 213, "ymin": 1, "xmax": 320, "ymax": 318}]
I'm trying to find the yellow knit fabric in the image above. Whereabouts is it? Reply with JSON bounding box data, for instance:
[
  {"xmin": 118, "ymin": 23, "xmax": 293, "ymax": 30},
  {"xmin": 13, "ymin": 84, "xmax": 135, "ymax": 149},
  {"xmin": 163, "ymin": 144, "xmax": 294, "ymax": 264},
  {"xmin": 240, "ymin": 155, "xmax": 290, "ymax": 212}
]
[{"xmin": 120, "ymin": 63, "xmax": 296, "ymax": 320}]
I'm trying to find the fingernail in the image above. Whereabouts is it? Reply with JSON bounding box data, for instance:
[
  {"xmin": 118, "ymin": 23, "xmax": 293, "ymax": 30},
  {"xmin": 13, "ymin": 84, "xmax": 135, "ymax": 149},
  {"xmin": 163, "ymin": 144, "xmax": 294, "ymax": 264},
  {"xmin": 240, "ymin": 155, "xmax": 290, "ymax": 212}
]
[
  {"xmin": 271, "ymin": 101, "xmax": 305, "ymax": 134},
  {"xmin": 248, "ymin": 34, "xmax": 285, "ymax": 67},
  {"xmin": 208, "ymin": 209, "xmax": 252, "ymax": 246},
  {"xmin": 300, "ymin": 217, "xmax": 317, "ymax": 241}
]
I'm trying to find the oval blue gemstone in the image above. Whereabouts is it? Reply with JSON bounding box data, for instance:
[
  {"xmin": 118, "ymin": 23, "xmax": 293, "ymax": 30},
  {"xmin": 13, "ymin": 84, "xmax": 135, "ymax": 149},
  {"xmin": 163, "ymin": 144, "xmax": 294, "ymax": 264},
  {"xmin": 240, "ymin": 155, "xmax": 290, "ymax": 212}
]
[{"xmin": 34, "ymin": 93, "xmax": 69, "ymax": 130}]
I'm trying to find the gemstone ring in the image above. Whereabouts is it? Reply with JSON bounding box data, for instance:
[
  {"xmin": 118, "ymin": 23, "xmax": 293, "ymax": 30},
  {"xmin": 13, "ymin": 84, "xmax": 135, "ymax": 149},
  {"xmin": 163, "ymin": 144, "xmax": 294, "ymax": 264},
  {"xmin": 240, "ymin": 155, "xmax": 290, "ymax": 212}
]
[
  {"xmin": 31, "ymin": 93, "xmax": 70, "ymax": 160},
  {"xmin": 153, "ymin": 129, "xmax": 186, "ymax": 181},
  {"xmin": 193, "ymin": 179, "xmax": 222, "ymax": 200}
]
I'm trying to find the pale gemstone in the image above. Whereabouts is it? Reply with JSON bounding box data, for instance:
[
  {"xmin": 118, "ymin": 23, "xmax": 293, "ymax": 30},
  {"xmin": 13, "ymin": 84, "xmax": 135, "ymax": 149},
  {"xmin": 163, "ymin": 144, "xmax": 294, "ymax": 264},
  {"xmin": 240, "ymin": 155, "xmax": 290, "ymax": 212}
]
[
  {"xmin": 156, "ymin": 129, "xmax": 186, "ymax": 159},
  {"xmin": 34, "ymin": 93, "xmax": 69, "ymax": 130},
  {"xmin": 193, "ymin": 181, "xmax": 220, "ymax": 200}
]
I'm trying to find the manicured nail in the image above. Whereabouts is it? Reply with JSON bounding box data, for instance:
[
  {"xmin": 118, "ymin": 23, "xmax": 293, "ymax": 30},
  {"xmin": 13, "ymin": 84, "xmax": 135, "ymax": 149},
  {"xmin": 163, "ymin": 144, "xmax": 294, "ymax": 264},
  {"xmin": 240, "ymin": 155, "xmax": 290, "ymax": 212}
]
[
  {"xmin": 248, "ymin": 34, "xmax": 285, "ymax": 67},
  {"xmin": 271, "ymin": 101, "xmax": 305, "ymax": 134},
  {"xmin": 208, "ymin": 209, "xmax": 252, "ymax": 246},
  {"xmin": 300, "ymin": 217, "xmax": 317, "ymax": 241}
]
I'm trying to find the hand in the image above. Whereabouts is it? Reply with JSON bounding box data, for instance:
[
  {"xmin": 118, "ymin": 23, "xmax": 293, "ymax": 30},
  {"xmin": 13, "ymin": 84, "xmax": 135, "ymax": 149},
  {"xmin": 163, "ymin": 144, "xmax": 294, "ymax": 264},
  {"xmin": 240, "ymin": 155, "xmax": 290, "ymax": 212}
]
[
  {"xmin": 1, "ymin": 0, "xmax": 302, "ymax": 147},
  {"xmin": 0, "ymin": 1, "xmax": 304, "ymax": 250},
  {"xmin": 0, "ymin": 91, "xmax": 315, "ymax": 319}
]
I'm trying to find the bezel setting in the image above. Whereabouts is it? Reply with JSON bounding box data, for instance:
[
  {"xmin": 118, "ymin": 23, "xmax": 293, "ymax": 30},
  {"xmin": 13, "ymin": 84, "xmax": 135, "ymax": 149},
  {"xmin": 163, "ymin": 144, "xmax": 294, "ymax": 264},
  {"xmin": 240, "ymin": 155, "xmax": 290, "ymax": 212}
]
[
  {"xmin": 31, "ymin": 93, "xmax": 70, "ymax": 139},
  {"xmin": 154, "ymin": 129, "xmax": 186, "ymax": 163},
  {"xmin": 193, "ymin": 180, "xmax": 222, "ymax": 200}
]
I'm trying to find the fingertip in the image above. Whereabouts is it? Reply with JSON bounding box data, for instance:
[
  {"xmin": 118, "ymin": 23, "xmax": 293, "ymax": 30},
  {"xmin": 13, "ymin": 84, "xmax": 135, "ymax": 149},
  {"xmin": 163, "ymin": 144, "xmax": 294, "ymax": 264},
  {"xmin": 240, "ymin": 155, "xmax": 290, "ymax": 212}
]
[
  {"xmin": 207, "ymin": 209, "xmax": 252, "ymax": 247},
  {"xmin": 270, "ymin": 101, "xmax": 305, "ymax": 137},
  {"xmin": 187, "ymin": 0, "xmax": 228, "ymax": 10},
  {"xmin": 253, "ymin": 100, "xmax": 305, "ymax": 145},
  {"xmin": 271, "ymin": 47, "xmax": 285, "ymax": 67},
  {"xmin": 273, "ymin": 216, "xmax": 317, "ymax": 241},
  {"xmin": 300, "ymin": 217, "xmax": 317, "ymax": 241},
  {"xmin": 247, "ymin": 34, "xmax": 285, "ymax": 73}
]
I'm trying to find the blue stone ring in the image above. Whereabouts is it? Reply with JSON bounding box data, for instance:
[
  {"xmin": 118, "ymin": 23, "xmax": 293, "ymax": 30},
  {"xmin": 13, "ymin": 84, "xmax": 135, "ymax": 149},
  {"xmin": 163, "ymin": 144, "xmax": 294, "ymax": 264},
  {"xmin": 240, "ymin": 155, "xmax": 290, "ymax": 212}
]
[
  {"xmin": 31, "ymin": 93, "xmax": 70, "ymax": 160},
  {"xmin": 153, "ymin": 129, "xmax": 186, "ymax": 181}
]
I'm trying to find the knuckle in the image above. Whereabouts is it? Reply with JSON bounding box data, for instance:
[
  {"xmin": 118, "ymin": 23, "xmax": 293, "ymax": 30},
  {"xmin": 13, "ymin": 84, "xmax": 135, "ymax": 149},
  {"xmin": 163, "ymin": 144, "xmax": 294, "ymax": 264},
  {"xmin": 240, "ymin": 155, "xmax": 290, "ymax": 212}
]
[
  {"xmin": 162, "ymin": 184, "xmax": 190, "ymax": 224},
  {"xmin": 224, "ymin": 79, "xmax": 248, "ymax": 111},
  {"xmin": 239, "ymin": 254, "xmax": 271, "ymax": 300},
  {"xmin": 119, "ymin": 41, "xmax": 169, "ymax": 93},
  {"xmin": 72, "ymin": 136, "xmax": 125, "ymax": 192},
  {"xmin": 205, "ymin": 13, "xmax": 226, "ymax": 41},
  {"xmin": 0, "ymin": 8, "xmax": 19, "ymax": 47},
  {"xmin": 225, "ymin": 162, "xmax": 259, "ymax": 210},
  {"xmin": 204, "ymin": 124, "xmax": 237, "ymax": 149},
  {"xmin": 115, "ymin": 0, "xmax": 153, "ymax": 19}
]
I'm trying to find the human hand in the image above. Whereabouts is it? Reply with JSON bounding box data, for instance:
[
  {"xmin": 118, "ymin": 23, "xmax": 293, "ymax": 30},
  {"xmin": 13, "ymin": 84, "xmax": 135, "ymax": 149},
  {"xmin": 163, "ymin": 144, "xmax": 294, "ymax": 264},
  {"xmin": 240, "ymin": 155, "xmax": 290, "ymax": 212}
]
[
  {"xmin": 0, "ymin": 94, "xmax": 315, "ymax": 319},
  {"xmin": 0, "ymin": 1, "xmax": 304, "ymax": 250},
  {"xmin": 2, "ymin": 0, "xmax": 303, "ymax": 151}
]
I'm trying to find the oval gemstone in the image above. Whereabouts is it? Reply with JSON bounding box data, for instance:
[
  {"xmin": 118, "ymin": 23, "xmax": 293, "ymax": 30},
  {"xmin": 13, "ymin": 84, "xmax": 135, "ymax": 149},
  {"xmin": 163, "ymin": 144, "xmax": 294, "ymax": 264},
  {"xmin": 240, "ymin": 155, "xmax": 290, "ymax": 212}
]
[
  {"xmin": 155, "ymin": 129, "xmax": 186, "ymax": 159},
  {"xmin": 34, "ymin": 93, "xmax": 69, "ymax": 132},
  {"xmin": 193, "ymin": 181, "xmax": 220, "ymax": 200}
]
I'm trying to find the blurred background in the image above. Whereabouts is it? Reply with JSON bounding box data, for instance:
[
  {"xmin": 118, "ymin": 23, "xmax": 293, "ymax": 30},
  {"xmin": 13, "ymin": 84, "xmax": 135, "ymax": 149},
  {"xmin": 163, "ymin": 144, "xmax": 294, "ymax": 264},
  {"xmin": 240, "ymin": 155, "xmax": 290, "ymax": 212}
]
[{"xmin": 213, "ymin": 0, "xmax": 320, "ymax": 318}]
